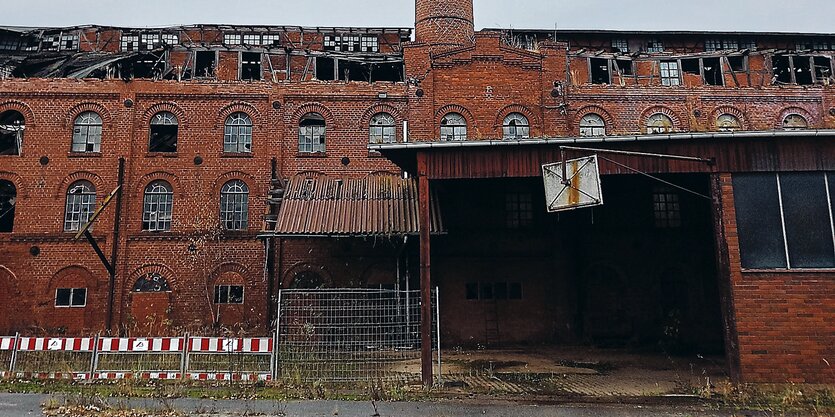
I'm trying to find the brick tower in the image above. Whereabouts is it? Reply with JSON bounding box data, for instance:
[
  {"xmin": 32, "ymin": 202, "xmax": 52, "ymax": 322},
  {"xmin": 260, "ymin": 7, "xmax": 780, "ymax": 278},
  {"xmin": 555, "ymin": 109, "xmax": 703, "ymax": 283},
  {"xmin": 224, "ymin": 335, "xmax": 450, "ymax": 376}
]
[{"xmin": 415, "ymin": 0, "xmax": 475, "ymax": 49}]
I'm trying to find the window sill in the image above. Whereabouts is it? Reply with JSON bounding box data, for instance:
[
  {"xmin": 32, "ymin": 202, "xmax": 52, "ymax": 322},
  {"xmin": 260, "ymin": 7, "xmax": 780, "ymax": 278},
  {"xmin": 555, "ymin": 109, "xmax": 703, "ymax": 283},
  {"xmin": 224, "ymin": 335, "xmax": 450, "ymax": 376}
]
[
  {"xmin": 146, "ymin": 152, "xmax": 178, "ymax": 158},
  {"xmin": 68, "ymin": 152, "xmax": 102, "ymax": 158},
  {"xmin": 296, "ymin": 152, "xmax": 327, "ymax": 158},
  {"xmin": 742, "ymin": 268, "xmax": 835, "ymax": 274},
  {"xmin": 221, "ymin": 152, "xmax": 254, "ymax": 158}
]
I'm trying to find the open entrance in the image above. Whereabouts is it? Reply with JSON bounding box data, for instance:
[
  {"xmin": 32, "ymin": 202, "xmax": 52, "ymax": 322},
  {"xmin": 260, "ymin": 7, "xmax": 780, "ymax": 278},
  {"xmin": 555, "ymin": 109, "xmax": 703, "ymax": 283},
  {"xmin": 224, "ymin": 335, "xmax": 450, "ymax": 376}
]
[{"xmin": 432, "ymin": 174, "xmax": 728, "ymax": 395}]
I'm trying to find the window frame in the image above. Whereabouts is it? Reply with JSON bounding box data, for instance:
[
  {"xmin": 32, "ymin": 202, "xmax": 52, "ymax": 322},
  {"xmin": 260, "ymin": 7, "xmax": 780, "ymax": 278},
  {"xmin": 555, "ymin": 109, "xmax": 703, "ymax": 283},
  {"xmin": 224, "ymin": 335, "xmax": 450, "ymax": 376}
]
[
  {"xmin": 716, "ymin": 114, "xmax": 742, "ymax": 132},
  {"xmin": 148, "ymin": 111, "xmax": 179, "ymax": 153},
  {"xmin": 223, "ymin": 112, "xmax": 253, "ymax": 154},
  {"xmin": 652, "ymin": 186, "xmax": 682, "ymax": 229},
  {"xmin": 0, "ymin": 179, "xmax": 15, "ymax": 233},
  {"xmin": 440, "ymin": 113, "xmax": 467, "ymax": 141},
  {"xmin": 64, "ymin": 181, "xmax": 96, "ymax": 233},
  {"xmin": 782, "ymin": 113, "xmax": 809, "ymax": 130},
  {"xmin": 369, "ymin": 113, "xmax": 396, "ymax": 144},
  {"xmin": 646, "ymin": 113, "xmax": 675, "ymax": 134},
  {"xmin": 142, "ymin": 180, "xmax": 174, "ymax": 232},
  {"xmin": 505, "ymin": 192, "xmax": 533, "ymax": 229},
  {"xmin": 298, "ymin": 113, "xmax": 327, "ymax": 154},
  {"xmin": 502, "ymin": 113, "xmax": 530, "ymax": 140},
  {"xmin": 55, "ymin": 288, "xmax": 87, "ymax": 308},
  {"xmin": 0, "ymin": 110, "xmax": 25, "ymax": 156},
  {"xmin": 71, "ymin": 111, "xmax": 103, "ymax": 153},
  {"xmin": 659, "ymin": 60, "xmax": 681, "ymax": 86},
  {"xmin": 214, "ymin": 285, "xmax": 245, "ymax": 304},
  {"xmin": 579, "ymin": 113, "xmax": 606, "ymax": 137},
  {"xmin": 220, "ymin": 180, "xmax": 250, "ymax": 231}
]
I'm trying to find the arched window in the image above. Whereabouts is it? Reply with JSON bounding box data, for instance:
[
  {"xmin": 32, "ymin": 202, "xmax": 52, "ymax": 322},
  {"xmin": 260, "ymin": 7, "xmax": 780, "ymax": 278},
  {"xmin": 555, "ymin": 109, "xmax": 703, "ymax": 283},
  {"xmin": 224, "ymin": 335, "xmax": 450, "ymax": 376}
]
[
  {"xmin": 0, "ymin": 110, "xmax": 25, "ymax": 156},
  {"xmin": 369, "ymin": 113, "xmax": 396, "ymax": 144},
  {"xmin": 64, "ymin": 181, "xmax": 96, "ymax": 232},
  {"xmin": 71, "ymin": 112, "xmax": 102, "ymax": 153},
  {"xmin": 782, "ymin": 114, "xmax": 808, "ymax": 130},
  {"xmin": 502, "ymin": 113, "xmax": 530, "ymax": 139},
  {"xmin": 133, "ymin": 272, "xmax": 171, "ymax": 292},
  {"xmin": 149, "ymin": 112, "xmax": 178, "ymax": 153},
  {"xmin": 142, "ymin": 181, "xmax": 173, "ymax": 232},
  {"xmin": 220, "ymin": 180, "xmax": 249, "ymax": 231},
  {"xmin": 716, "ymin": 114, "xmax": 741, "ymax": 132},
  {"xmin": 440, "ymin": 113, "xmax": 467, "ymax": 141},
  {"xmin": 224, "ymin": 112, "xmax": 253, "ymax": 153},
  {"xmin": 579, "ymin": 113, "xmax": 606, "ymax": 137},
  {"xmin": 647, "ymin": 113, "xmax": 674, "ymax": 134},
  {"xmin": 299, "ymin": 113, "xmax": 326, "ymax": 153},
  {"xmin": 0, "ymin": 180, "xmax": 15, "ymax": 233}
]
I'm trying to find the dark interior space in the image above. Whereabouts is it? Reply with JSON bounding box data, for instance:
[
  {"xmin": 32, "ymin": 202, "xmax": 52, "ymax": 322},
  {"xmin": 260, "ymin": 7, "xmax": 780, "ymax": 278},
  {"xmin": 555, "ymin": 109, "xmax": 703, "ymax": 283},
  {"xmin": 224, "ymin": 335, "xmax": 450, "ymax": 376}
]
[
  {"xmin": 0, "ymin": 180, "xmax": 15, "ymax": 232},
  {"xmin": 0, "ymin": 110, "xmax": 24, "ymax": 156}
]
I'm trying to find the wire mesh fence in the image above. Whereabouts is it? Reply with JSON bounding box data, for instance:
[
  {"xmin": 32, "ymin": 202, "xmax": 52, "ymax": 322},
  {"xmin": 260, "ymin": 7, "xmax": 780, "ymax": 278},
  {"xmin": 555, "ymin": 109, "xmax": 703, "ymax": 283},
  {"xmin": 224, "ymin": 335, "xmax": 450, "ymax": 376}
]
[{"xmin": 276, "ymin": 288, "xmax": 439, "ymax": 383}]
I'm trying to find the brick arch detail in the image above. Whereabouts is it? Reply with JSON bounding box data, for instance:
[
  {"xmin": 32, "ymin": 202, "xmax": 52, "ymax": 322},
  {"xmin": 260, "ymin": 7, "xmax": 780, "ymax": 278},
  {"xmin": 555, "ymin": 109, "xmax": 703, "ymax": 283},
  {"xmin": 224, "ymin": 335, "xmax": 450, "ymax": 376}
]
[
  {"xmin": 127, "ymin": 264, "xmax": 178, "ymax": 293},
  {"xmin": 0, "ymin": 266, "xmax": 19, "ymax": 296},
  {"xmin": 291, "ymin": 103, "xmax": 334, "ymax": 126},
  {"xmin": 48, "ymin": 265, "xmax": 98, "ymax": 291},
  {"xmin": 141, "ymin": 102, "xmax": 188, "ymax": 128},
  {"xmin": 357, "ymin": 104, "xmax": 403, "ymax": 130},
  {"xmin": 211, "ymin": 171, "xmax": 257, "ymax": 197},
  {"xmin": 494, "ymin": 104, "xmax": 540, "ymax": 128},
  {"xmin": 575, "ymin": 105, "xmax": 616, "ymax": 130},
  {"xmin": 293, "ymin": 170, "xmax": 327, "ymax": 179},
  {"xmin": 0, "ymin": 100, "xmax": 36, "ymax": 127},
  {"xmin": 640, "ymin": 106, "xmax": 687, "ymax": 133},
  {"xmin": 710, "ymin": 106, "xmax": 749, "ymax": 130},
  {"xmin": 775, "ymin": 106, "xmax": 816, "ymax": 129},
  {"xmin": 63, "ymin": 102, "xmax": 112, "ymax": 129},
  {"xmin": 216, "ymin": 102, "xmax": 261, "ymax": 129},
  {"xmin": 53, "ymin": 171, "xmax": 105, "ymax": 199},
  {"xmin": 132, "ymin": 171, "xmax": 183, "ymax": 197},
  {"xmin": 0, "ymin": 171, "xmax": 27, "ymax": 197},
  {"xmin": 206, "ymin": 263, "xmax": 250, "ymax": 286},
  {"xmin": 435, "ymin": 104, "xmax": 475, "ymax": 128},
  {"xmin": 282, "ymin": 262, "xmax": 333, "ymax": 289}
]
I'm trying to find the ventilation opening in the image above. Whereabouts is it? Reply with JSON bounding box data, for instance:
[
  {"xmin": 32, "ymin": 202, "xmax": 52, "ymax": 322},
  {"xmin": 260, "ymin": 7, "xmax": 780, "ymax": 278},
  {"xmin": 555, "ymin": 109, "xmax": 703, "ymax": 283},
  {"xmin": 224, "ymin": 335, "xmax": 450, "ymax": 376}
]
[
  {"xmin": 0, "ymin": 110, "xmax": 24, "ymax": 156},
  {"xmin": 316, "ymin": 57, "xmax": 335, "ymax": 81},
  {"xmin": 241, "ymin": 52, "xmax": 262, "ymax": 81},
  {"xmin": 590, "ymin": 58, "xmax": 610, "ymax": 84},
  {"xmin": 703, "ymin": 57, "xmax": 723, "ymax": 86},
  {"xmin": 194, "ymin": 51, "xmax": 216, "ymax": 78}
]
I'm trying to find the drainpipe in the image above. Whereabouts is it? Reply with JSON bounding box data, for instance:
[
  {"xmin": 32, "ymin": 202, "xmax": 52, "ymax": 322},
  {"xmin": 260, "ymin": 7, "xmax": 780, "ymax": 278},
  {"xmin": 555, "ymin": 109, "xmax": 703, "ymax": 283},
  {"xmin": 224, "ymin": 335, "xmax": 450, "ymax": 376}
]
[{"xmin": 106, "ymin": 158, "xmax": 126, "ymax": 334}]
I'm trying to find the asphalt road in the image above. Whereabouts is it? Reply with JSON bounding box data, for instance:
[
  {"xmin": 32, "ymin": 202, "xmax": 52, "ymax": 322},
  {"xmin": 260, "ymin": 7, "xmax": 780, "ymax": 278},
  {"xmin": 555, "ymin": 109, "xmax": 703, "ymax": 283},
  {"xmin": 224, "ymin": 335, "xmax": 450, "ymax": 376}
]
[{"xmin": 0, "ymin": 393, "xmax": 772, "ymax": 417}]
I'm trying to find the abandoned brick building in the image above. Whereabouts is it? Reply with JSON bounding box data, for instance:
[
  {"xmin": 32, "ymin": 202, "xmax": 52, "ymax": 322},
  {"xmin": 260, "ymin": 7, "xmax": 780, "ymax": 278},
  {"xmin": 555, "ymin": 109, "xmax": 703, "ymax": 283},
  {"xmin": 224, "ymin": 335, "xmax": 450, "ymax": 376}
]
[{"xmin": 0, "ymin": 0, "xmax": 834, "ymax": 384}]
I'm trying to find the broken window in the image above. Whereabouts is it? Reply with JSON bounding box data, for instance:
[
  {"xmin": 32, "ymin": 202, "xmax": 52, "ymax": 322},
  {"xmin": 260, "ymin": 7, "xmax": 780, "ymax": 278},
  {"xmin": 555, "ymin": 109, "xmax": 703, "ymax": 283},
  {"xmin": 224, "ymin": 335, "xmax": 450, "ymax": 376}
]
[
  {"xmin": 653, "ymin": 186, "xmax": 681, "ymax": 229},
  {"xmin": 224, "ymin": 34, "xmax": 242, "ymax": 45},
  {"xmin": 338, "ymin": 59, "xmax": 371, "ymax": 82},
  {"xmin": 0, "ymin": 180, "xmax": 15, "ymax": 233},
  {"xmin": 41, "ymin": 34, "xmax": 60, "ymax": 51},
  {"xmin": 262, "ymin": 34, "xmax": 281, "ymax": 47},
  {"xmin": 782, "ymin": 114, "xmax": 809, "ymax": 130},
  {"xmin": 646, "ymin": 39, "xmax": 664, "ymax": 53},
  {"xmin": 243, "ymin": 34, "xmax": 261, "ymax": 45},
  {"xmin": 220, "ymin": 180, "xmax": 249, "ymax": 231},
  {"xmin": 120, "ymin": 34, "xmax": 140, "ymax": 51},
  {"xmin": 298, "ymin": 113, "xmax": 326, "ymax": 153},
  {"xmin": 702, "ymin": 57, "xmax": 723, "ymax": 86},
  {"xmin": 681, "ymin": 58, "xmax": 700, "ymax": 75},
  {"xmin": 360, "ymin": 36, "xmax": 379, "ymax": 52},
  {"xmin": 316, "ymin": 57, "xmax": 336, "ymax": 81},
  {"xmin": 614, "ymin": 59, "xmax": 633, "ymax": 76},
  {"xmin": 813, "ymin": 56, "xmax": 833, "ymax": 83},
  {"xmin": 773, "ymin": 55, "xmax": 793, "ymax": 84},
  {"xmin": 369, "ymin": 113, "xmax": 396, "ymax": 144},
  {"xmin": 659, "ymin": 61, "xmax": 680, "ymax": 86},
  {"xmin": 794, "ymin": 56, "xmax": 813, "ymax": 85},
  {"xmin": 716, "ymin": 114, "xmax": 741, "ymax": 132},
  {"xmin": 705, "ymin": 38, "xmax": 738, "ymax": 52},
  {"xmin": 133, "ymin": 273, "xmax": 171, "ymax": 292},
  {"xmin": 440, "ymin": 113, "xmax": 467, "ymax": 141},
  {"xmin": 773, "ymin": 55, "xmax": 822, "ymax": 85},
  {"xmin": 149, "ymin": 112, "xmax": 178, "ymax": 153},
  {"xmin": 214, "ymin": 285, "xmax": 244, "ymax": 304},
  {"xmin": 647, "ymin": 113, "xmax": 674, "ymax": 134},
  {"xmin": 505, "ymin": 192, "xmax": 533, "ymax": 228},
  {"xmin": 579, "ymin": 113, "xmax": 606, "ymax": 137},
  {"xmin": 0, "ymin": 35, "xmax": 20, "ymax": 51},
  {"xmin": 502, "ymin": 113, "xmax": 530, "ymax": 139},
  {"xmin": 0, "ymin": 110, "xmax": 25, "ymax": 156},
  {"xmin": 55, "ymin": 288, "xmax": 86, "ymax": 308},
  {"xmin": 71, "ymin": 112, "xmax": 102, "ymax": 153},
  {"xmin": 728, "ymin": 56, "xmax": 746, "ymax": 72},
  {"xmin": 240, "ymin": 52, "xmax": 262, "ymax": 81},
  {"xmin": 193, "ymin": 51, "xmax": 216, "ymax": 78},
  {"xmin": 612, "ymin": 39, "xmax": 628, "ymax": 53},
  {"xmin": 370, "ymin": 62, "xmax": 403, "ymax": 82},
  {"xmin": 323, "ymin": 35, "xmax": 362, "ymax": 52},
  {"xmin": 590, "ymin": 58, "xmax": 610, "ymax": 84},
  {"xmin": 60, "ymin": 34, "xmax": 79, "ymax": 51},
  {"xmin": 64, "ymin": 181, "xmax": 96, "ymax": 232},
  {"xmin": 126, "ymin": 52, "xmax": 165, "ymax": 79},
  {"xmin": 142, "ymin": 180, "xmax": 173, "ymax": 232},
  {"xmin": 224, "ymin": 112, "xmax": 252, "ymax": 153}
]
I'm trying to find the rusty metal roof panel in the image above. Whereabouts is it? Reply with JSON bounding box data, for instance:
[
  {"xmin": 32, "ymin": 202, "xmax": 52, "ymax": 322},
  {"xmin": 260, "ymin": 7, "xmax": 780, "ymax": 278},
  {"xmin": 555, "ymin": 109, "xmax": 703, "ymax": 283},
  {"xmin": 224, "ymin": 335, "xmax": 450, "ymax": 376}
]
[{"xmin": 269, "ymin": 173, "xmax": 443, "ymax": 237}]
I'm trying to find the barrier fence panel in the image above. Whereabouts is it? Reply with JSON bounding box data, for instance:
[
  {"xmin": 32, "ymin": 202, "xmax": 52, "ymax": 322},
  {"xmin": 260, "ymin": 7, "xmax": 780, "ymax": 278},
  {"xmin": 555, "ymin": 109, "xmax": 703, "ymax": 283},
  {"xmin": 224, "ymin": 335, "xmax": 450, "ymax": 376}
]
[
  {"xmin": 93, "ymin": 337, "xmax": 185, "ymax": 380},
  {"xmin": 13, "ymin": 337, "xmax": 96, "ymax": 379},
  {"xmin": 185, "ymin": 337, "xmax": 273, "ymax": 381},
  {"xmin": 0, "ymin": 334, "xmax": 17, "ymax": 375},
  {"xmin": 276, "ymin": 288, "xmax": 439, "ymax": 383}
]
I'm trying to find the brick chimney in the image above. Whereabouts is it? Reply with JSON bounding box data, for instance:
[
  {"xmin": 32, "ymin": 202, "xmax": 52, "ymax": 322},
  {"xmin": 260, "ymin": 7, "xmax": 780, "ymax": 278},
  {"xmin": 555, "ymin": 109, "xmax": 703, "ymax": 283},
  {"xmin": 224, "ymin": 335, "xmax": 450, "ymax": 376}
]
[{"xmin": 415, "ymin": 0, "xmax": 475, "ymax": 50}]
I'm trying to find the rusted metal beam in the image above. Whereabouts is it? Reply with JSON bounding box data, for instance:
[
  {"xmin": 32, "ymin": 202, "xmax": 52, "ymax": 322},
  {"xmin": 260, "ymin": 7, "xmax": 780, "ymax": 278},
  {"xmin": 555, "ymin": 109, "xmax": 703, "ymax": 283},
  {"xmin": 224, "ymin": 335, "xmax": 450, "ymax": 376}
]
[{"xmin": 417, "ymin": 151, "xmax": 433, "ymax": 387}]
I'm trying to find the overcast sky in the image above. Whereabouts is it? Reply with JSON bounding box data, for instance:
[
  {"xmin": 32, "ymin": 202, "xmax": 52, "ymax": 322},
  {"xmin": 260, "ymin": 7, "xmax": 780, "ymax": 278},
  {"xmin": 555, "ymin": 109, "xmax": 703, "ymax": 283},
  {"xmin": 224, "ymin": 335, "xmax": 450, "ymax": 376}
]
[{"xmin": 3, "ymin": 0, "xmax": 834, "ymax": 33}]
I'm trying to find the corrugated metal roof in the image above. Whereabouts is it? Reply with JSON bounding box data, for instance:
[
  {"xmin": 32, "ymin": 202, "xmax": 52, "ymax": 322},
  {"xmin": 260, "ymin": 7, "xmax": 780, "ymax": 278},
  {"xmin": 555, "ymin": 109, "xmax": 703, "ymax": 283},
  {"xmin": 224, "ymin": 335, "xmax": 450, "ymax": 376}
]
[{"xmin": 268, "ymin": 174, "xmax": 444, "ymax": 237}]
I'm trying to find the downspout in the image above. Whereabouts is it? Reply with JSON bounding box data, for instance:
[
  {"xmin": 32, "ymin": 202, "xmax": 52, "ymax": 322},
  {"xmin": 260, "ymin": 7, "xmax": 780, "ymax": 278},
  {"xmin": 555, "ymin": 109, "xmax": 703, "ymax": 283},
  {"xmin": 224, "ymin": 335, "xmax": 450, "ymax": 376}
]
[{"xmin": 106, "ymin": 157, "xmax": 126, "ymax": 334}]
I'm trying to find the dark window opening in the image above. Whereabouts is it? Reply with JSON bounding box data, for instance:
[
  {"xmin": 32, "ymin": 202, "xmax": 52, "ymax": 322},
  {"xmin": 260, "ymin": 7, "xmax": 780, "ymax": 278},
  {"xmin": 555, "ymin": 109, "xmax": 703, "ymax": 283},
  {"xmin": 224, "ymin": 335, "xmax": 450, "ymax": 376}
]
[
  {"xmin": 240, "ymin": 52, "xmax": 262, "ymax": 81},
  {"xmin": 590, "ymin": 58, "xmax": 610, "ymax": 84},
  {"xmin": 506, "ymin": 192, "xmax": 533, "ymax": 228},
  {"xmin": 681, "ymin": 58, "xmax": 700, "ymax": 75},
  {"xmin": 148, "ymin": 112, "xmax": 178, "ymax": 153},
  {"xmin": 773, "ymin": 55, "xmax": 793, "ymax": 84},
  {"xmin": 315, "ymin": 57, "xmax": 335, "ymax": 81},
  {"xmin": 370, "ymin": 62, "xmax": 404, "ymax": 82},
  {"xmin": 0, "ymin": 180, "xmax": 15, "ymax": 232},
  {"xmin": 214, "ymin": 285, "xmax": 244, "ymax": 304},
  {"xmin": 509, "ymin": 283, "xmax": 522, "ymax": 300},
  {"xmin": 338, "ymin": 60, "xmax": 371, "ymax": 82},
  {"xmin": 465, "ymin": 283, "xmax": 479, "ymax": 300},
  {"xmin": 794, "ymin": 56, "xmax": 813, "ymax": 85},
  {"xmin": 728, "ymin": 56, "xmax": 746, "ymax": 72},
  {"xmin": 194, "ymin": 51, "xmax": 216, "ymax": 78},
  {"xmin": 479, "ymin": 283, "xmax": 494, "ymax": 300},
  {"xmin": 813, "ymin": 56, "xmax": 832, "ymax": 83},
  {"xmin": 703, "ymin": 57, "xmax": 723, "ymax": 86},
  {"xmin": 133, "ymin": 273, "xmax": 172, "ymax": 292},
  {"xmin": 129, "ymin": 52, "xmax": 165, "ymax": 79},
  {"xmin": 494, "ymin": 282, "xmax": 508, "ymax": 300},
  {"xmin": 55, "ymin": 288, "xmax": 86, "ymax": 308},
  {"xmin": 653, "ymin": 186, "xmax": 682, "ymax": 228},
  {"xmin": 615, "ymin": 59, "xmax": 633, "ymax": 76},
  {"xmin": 0, "ymin": 110, "xmax": 24, "ymax": 156}
]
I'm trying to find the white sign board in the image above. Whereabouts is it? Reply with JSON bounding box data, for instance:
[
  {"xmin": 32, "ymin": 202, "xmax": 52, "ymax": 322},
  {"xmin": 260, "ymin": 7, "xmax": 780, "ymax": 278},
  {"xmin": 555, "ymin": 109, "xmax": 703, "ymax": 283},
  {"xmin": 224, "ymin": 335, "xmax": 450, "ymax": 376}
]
[{"xmin": 542, "ymin": 155, "xmax": 604, "ymax": 213}]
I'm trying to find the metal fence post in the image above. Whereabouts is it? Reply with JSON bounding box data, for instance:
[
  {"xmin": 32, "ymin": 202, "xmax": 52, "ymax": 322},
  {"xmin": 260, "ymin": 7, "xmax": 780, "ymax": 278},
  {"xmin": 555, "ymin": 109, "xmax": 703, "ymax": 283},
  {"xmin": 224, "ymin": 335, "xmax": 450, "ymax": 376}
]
[
  {"xmin": 435, "ymin": 287, "xmax": 442, "ymax": 386},
  {"xmin": 180, "ymin": 334, "xmax": 190, "ymax": 379},
  {"xmin": 273, "ymin": 290, "xmax": 282, "ymax": 382},
  {"xmin": 9, "ymin": 332, "xmax": 19, "ymax": 374},
  {"xmin": 90, "ymin": 334, "xmax": 100, "ymax": 377}
]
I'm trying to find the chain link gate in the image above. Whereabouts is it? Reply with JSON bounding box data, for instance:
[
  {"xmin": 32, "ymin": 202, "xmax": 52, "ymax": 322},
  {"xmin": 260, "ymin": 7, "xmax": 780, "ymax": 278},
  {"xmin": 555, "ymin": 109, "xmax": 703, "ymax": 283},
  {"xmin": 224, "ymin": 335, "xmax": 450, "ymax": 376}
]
[{"xmin": 275, "ymin": 288, "xmax": 440, "ymax": 383}]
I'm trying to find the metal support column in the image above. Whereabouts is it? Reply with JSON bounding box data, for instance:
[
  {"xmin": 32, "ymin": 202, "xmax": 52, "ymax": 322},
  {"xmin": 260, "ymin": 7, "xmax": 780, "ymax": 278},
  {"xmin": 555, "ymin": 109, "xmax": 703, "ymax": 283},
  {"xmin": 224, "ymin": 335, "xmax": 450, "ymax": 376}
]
[{"xmin": 417, "ymin": 152, "xmax": 433, "ymax": 387}]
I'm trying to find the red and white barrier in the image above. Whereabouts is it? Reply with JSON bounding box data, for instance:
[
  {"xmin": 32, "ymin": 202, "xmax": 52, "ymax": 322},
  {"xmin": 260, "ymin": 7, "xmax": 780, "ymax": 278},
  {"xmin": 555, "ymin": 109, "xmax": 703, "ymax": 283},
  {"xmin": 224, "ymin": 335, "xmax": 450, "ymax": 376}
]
[
  {"xmin": 98, "ymin": 337, "xmax": 184, "ymax": 353},
  {"xmin": 9, "ymin": 372, "xmax": 90, "ymax": 380},
  {"xmin": 0, "ymin": 336, "xmax": 15, "ymax": 350},
  {"xmin": 94, "ymin": 372, "xmax": 181, "ymax": 380},
  {"xmin": 17, "ymin": 337, "xmax": 95, "ymax": 352},
  {"xmin": 187, "ymin": 372, "xmax": 271, "ymax": 382},
  {"xmin": 189, "ymin": 337, "xmax": 273, "ymax": 353}
]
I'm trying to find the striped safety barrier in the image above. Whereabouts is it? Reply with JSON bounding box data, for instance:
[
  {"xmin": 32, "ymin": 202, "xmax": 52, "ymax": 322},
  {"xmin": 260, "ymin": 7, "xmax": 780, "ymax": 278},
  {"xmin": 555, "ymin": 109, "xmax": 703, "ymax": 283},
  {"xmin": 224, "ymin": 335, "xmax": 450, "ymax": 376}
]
[
  {"xmin": 98, "ymin": 337, "xmax": 184, "ymax": 352},
  {"xmin": 188, "ymin": 337, "xmax": 273, "ymax": 353},
  {"xmin": 186, "ymin": 372, "xmax": 271, "ymax": 381},
  {"xmin": 94, "ymin": 372, "xmax": 181, "ymax": 380},
  {"xmin": 17, "ymin": 337, "xmax": 95, "ymax": 352},
  {"xmin": 0, "ymin": 336, "xmax": 15, "ymax": 351},
  {"xmin": 8, "ymin": 372, "xmax": 90, "ymax": 380}
]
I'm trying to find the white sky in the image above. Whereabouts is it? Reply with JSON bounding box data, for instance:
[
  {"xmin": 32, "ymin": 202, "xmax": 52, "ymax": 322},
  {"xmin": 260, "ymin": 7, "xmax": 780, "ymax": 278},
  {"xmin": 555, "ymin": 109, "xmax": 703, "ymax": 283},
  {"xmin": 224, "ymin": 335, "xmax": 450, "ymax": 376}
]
[{"xmin": 2, "ymin": 0, "xmax": 834, "ymax": 33}]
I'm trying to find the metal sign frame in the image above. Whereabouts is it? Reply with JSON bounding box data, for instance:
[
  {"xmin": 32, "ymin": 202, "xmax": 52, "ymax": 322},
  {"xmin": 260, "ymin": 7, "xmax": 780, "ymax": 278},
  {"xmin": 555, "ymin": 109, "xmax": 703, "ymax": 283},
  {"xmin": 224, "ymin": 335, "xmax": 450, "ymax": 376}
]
[{"xmin": 542, "ymin": 155, "xmax": 604, "ymax": 213}]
